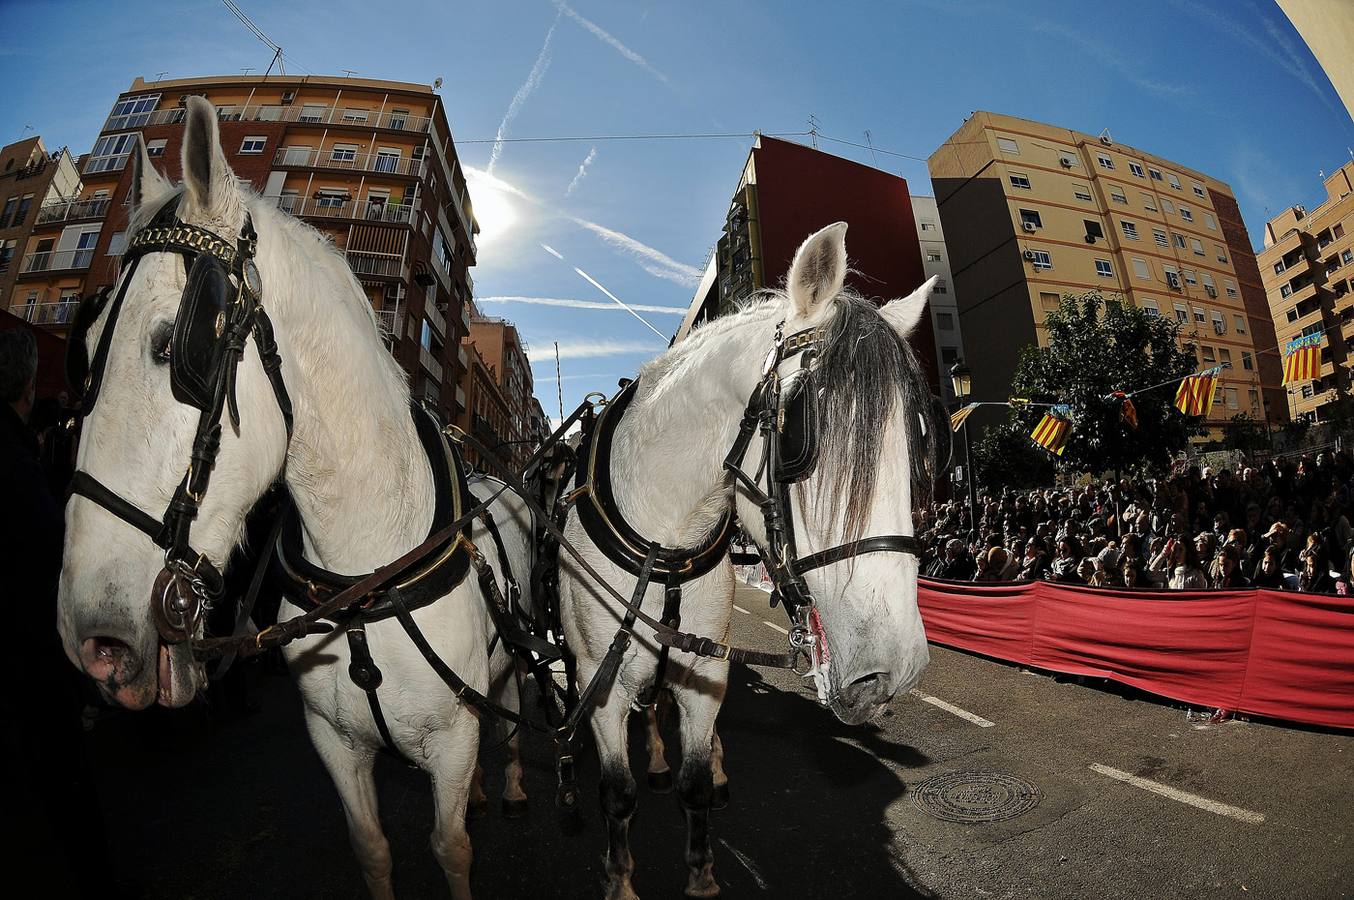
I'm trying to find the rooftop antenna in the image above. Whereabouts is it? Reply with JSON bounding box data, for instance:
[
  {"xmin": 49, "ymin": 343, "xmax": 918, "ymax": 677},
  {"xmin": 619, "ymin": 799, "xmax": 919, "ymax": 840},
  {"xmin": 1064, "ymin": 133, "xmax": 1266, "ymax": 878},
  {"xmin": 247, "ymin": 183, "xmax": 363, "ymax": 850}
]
[
  {"xmin": 240, "ymin": 66, "xmax": 254, "ymax": 76},
  {"xmin": 554, "ymin": 342, "xmax": 564, "ymax": 422},
  {"xmin": 20, "ymin": 124, "xmax": 33, "ymax": 139},
  {"xmin": 863, "ymin": 129, "xmax": 879, "ymax": 166},
  {"xmin": 341, "ymin": 69, "xmax": 357, "ymax": 78},
  {"xmin": 154, "ymin": 71, "xmax": 169, "ymax": 82},
  {"xmin": 1098, "ymin": 128, "xmax": 1113, "ymax": 145},
  {"xmin": 808, "ymin": 115, "xmax": 820, "ymax": 150},
  {"xmin": 433, "ymin": 76, "xmax": 444, "ymax": 90}
]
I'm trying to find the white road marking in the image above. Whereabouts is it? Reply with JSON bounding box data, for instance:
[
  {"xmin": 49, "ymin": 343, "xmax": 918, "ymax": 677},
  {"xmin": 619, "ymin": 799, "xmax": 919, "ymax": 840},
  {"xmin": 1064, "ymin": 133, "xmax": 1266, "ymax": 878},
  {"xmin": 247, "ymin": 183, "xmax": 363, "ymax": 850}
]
[
  {"xmin": 718, "ymin": 838, "xmax": 769, "ymax": 890},
  {"xmin": 733, "ymin": 604, "xmax": 751, "ymax": 615},
  {"xmin": 908, "ymin": 689, "xmax": 995, "ymax": 728},
  {"xmin": 1089, "ymin": 764, "xmax": 1266, "ymax": 825},
  {"xmin": 761, "ymin": 620, "xmax": 789, "ymax": 635}
]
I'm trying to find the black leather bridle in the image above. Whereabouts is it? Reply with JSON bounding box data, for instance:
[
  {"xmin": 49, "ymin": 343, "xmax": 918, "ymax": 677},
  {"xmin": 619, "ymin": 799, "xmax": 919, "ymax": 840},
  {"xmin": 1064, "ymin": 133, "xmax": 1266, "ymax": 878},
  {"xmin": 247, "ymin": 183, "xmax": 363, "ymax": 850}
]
[
  {"xmin": 723, "ymin": 321, "xmax": 925, "ymax": 657},
  {"xmin": 65, "ymin": 195, "xmax": 293, "ymax": 645}
]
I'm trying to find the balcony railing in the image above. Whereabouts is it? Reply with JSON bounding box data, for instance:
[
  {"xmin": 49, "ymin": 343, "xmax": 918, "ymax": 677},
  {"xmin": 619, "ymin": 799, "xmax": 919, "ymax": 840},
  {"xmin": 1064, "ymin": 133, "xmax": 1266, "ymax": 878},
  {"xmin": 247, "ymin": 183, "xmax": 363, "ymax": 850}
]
[
  {"xmin": 84, "ymin": 154, "xmax": 130, "ymax": 175},
  {"xmin": 20, "ymin": 248, "xmax": 94, "ymax": 273},
  {"xmin": 104, "ymin": 103, "xmax": 434, "ymax": 135},
  {"xmin": 10, "ymin": 300, "xmax": 80, "ymax": 326},
  {"xmin": 345, "ymin": 251, "xmax": 403, "ymax": 278},
  {"xmin": 375, "ymin": 308, "xmax": 404, "ymax": 338},
  {"xmin": 419, "ymin": 345, "xmax": 444, "ymax": 381},
  {"xmin": 425, "ymin": 300, "xmax": 446, "ymax": 338},
  {"xmin": 273, "ymin": 147, "xmax": 425, "ymax": 177},
  {"xmin": 276, "ymin": 195, "xmax": 417, "ymax": 224},
  {"xmin": 36, "ymin": 197, "xmax": 110, "ymax": 225}
]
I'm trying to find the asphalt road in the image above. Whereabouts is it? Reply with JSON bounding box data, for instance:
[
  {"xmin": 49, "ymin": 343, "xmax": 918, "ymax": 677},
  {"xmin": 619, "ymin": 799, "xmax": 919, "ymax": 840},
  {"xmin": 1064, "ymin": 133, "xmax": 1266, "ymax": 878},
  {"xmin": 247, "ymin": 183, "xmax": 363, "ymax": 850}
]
[{"xmin": 74, "ymin": 583, "xmax": 1352, "ymax": 899}]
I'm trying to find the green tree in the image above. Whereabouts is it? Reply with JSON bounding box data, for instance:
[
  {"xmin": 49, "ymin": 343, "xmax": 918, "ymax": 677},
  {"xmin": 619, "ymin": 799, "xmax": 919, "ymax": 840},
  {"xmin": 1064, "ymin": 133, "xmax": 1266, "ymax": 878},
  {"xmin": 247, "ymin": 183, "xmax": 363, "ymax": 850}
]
[
  {"xmin": 1008, "ymin": 291, "xmax": 1201, "ymax": 476},
  {"xmin": 1223, "ymin": 412, "xmax": 1265, "ymax": 456},
  {"xmin": 973, "ymin": 420, "xmax": 1055, "ymax": 490}
]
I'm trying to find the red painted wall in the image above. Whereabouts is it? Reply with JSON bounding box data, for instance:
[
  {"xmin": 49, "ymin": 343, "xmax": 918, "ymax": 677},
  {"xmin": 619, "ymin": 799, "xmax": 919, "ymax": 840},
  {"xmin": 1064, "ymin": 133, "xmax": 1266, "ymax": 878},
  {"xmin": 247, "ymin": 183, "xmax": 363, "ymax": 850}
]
[{"xmin": 751, "ymin": 136, "xmax": 935, "ymax": 387}]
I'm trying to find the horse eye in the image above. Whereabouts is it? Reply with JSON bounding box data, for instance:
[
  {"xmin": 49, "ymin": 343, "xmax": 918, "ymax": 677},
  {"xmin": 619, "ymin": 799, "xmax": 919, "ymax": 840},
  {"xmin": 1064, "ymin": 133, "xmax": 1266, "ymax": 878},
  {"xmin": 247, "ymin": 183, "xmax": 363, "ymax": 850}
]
[{"xmin": 150, "ymin": 321, "xmax": 173, "ymax": 364}]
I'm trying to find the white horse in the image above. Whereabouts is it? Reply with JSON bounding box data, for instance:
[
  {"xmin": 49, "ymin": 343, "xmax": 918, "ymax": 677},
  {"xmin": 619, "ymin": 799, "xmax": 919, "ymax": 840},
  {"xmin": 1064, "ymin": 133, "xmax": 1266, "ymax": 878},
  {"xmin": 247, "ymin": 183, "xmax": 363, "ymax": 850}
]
[
  {"xmin": 560, "ymin": 222, "xmax": 938, "ymax": 899},
  {"xmin": 57, "ymin": 98, "xmax": 528, "ymax": 900}
]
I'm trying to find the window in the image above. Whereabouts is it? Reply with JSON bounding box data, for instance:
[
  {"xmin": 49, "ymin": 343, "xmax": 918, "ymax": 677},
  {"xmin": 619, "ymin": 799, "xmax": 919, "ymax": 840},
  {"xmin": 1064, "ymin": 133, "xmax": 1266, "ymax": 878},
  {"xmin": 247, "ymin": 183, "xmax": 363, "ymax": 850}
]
[
  {"xmin": 1030, "ymin": 249, "xmax": 1053, "ymax": 269},
  {"xmin": 1110, "ymin": 187, "xmax": 1128, "ymax": 204},
  {"xmin": 389, "ymin": 108, "xmax": 410, "ymax": 129},
  {"xmin": 1180, "ymin": 205, "xmax": 1194, "ymax": 222},
  {"xmin": 920, "ymin": 219, "xmax": 937, "ymax": 232},
  {"xmin": 1280, "ymin": 284, "xmax": 1293, "ymax": 298},
  {"xmin": 1073, "ymin": 185, "xmax": 1092, "ymax": 201},
  {"xmin": 1039, "ymin": 291, "xmax": 1060, "ymax": 311},
  {"xmin": 1225, "ymin": 387, "xmax": 1238, "ymax": 409},
  {"xmin": 1133, "ymin": 258, "xmax": 1151, "ymax": 280},
  {"xmin": 1184, "ymin": 270, "xmax": 1199, "ymax": 286},
  {"xmin": 239, "ymin": 136, "xmax": 266, "ymax": 154},
  {"xmin": 342, "ymin": 108, "xmax": 369, "ymax": 123},
  {"xmin": 1161, "ymin": 198, "xmax": 1175, "ymax": 215},
  {"xmin": 937, "ymin": 313, "xmax": 955, "ymax": 330},
  {"xmin": 1173, "ymin": 233, "xmax": 1187, "ymax": 249},
  {"xmin": 1009, "ymin": 173, "xmax": 1032, "ymax": 190},
  {"xmin": 145, "ymin": 138, "xmax": 167, "ymax": 157},
  {"xmin": 1154, "ymin": 228, "xmax": 1169, "ymax": 248},
  {"xmin": 1142, "ymin": 193, "xmax": 1157, "ymax": 212},
  {"xmin": 1220, "ymin": 349, "xmax": 1233, "ymax": 367},
  {"xmin": 0, "ymin": 239, "xmax": 13, "ymax": 273},
  {"xmin": 1335, "ymin": 223, "xmax": 1346, "ymax": 239},
  {"xmin": 1193, "ymin": 182, "xmax": 1206, "ymax": 198},
  {"xmin": 1174, "ymin": 303, "xmax": 1189, "ymax": 322},
  {"xmin": 1202, "ymin": 346, "xmax": 1216, "ymax": 364},
  {"xmin": 1204, "ymin": 213, "xmax": 1216, "ymax": 230},
  {"xmin": 1212, "ymin": 309, "xmax": 1226, "ymax": 331},
  {"xmin": 1225, "ymin": 279, "xmax": 1238, "ymax": 298},
  {"xmin": 1084, "ymin": 219, "xmax": 1105, "ymax": 241},
  {"xmin": 0, "ymin": 197, "xmax": 16, "ymax": 228},
  {"xmin": 1141, "ymin": 298, "xmax": 1160, "ymax": 316},
  {"xmin": 1149, "ymin": 167, "xmax": 1163, "ymax": 181},
  {"xmin": 997, "ymin": 137, "xmax": 1020, "ymax": 154},
  {"xmin": 1095, "ymin": 259, "xmax": 1114, "ymax": 277},
  {"xmin": 300, "ymin": 103, "xmax": 327, "ymax": 123},
  {"xmin": 87, "ymin": 132, "xmax": 137, "ymax": 172},
  {"xmin": 1274, "ymin": 260, "xmax": 1286, "ymax": 275},
  {"xmin": 940, "ymin": 346, "xmax": 959, "ymax": 364},
  {"xmin": 1249, "ymin": 389, "xmax": 1260, "ymax": 412},
  {"xmin": 374, "ymin": 148, "xmax": 401, "ymax": 173},
  {"xmin": 1097, "ymin": 153, "xmax": 1115, "ymax": 170},
  {"xmin": 106, "ymin": 231, "xmax": 126, "ymax": 255},
  {"xmin": 1216, "ymin": 245, "xmax": 1228, "ymax": 263},
  {"xmin": 1129, "ymin": 162, "xmax": 1145, "ymax": 178},
  {"xmin": 1242, "ymin": 351, "xmax": 1254, "ymax": 371},
  {"xmin": 1019, "ymin": 209, "xmax": 1043, "ymax": 228},
  {"xmin": 315, "ymin": 190, "xmax": 347, "ymax": 209},
  {"xmin": 1168, "ymin": 174, "xmax": 1182, "ymax": 189},
  {"xmin": 926, "ymin": 251, "xmax": 942, "ymax": 262},
  {"xmin": 330, "ymin": 143, "xmax": 358, "ymax": 163},
  {"xmin": 1191, "ymin": 238, "xmax": 1205, "ymax": 256},
  {"xmin": 934, "ymin": 278, "xmax": 948, "ymax": 294},
  {"xmin": 1121, "ymin": 220, "xmax": 1139, "ymax": 240},
  {"xmin": 1344, "ymin": 249, "xmax": 1353, "ymax": 265}
]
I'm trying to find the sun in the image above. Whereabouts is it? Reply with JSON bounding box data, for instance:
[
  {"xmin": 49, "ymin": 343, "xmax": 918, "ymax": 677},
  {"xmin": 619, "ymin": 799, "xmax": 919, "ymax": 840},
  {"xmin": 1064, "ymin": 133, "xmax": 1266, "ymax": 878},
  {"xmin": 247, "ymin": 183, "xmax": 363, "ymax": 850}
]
[{"xmin": 466, "ymin": 172, "xmax": 519, "ymax": 250}]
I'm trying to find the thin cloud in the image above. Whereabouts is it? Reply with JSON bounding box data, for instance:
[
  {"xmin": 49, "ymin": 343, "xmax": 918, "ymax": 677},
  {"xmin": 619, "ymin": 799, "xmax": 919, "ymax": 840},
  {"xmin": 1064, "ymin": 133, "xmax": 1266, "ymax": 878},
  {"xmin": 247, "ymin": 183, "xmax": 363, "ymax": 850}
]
[
  {"xmin": 527, "ymin": 338, "xmax": 664, "ymax": 362},
  {"xmin": 479, "ymin": 295, "xmax": 687, "ymax": 314},
  {"xmin": 1030, "ymin": 21, "xmax": 1192, "ymax": 99},
  {"xmin": 552, "ymin": 0, "xmax": 670, "ymax": 85},
  {"xmin": 488, "ymin": 11, "xmax": 561, "ymax": 174},
  {"xmin": 566, "ymin": 146, "xmax": 597, "ymax": 195},
  {"xmin": 533, "ymin": 372, "xmax": 612, "ymax": 384},
  {"xmin": 568, "ymin": 215, "xmax": 702, "ymax": 287}
]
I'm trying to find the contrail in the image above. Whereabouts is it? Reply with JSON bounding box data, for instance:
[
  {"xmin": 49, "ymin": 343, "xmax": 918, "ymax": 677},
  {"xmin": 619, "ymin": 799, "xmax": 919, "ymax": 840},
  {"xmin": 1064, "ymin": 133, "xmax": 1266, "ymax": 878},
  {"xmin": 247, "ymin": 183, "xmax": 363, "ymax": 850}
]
[
  {"xmin": 488, "ymin": 11, "xmax": 561, "ymax": 174},
  {"xmin": 566, "ymin": 146, "xmax": 597, "ymax": 195},
  {"xmin": 540, "ymin": 243, "xmax": 565, "ymax": 260},
  {"xmin": 573, "ymin": 267, "xmax": 669, "ymax": 340},
  {"xmin": 526, "ymin": 338, "xmax": 663, "ymax": 361},
  {"xmin": 569, "ymin": 216, "xmax": 701, "ymax": 287},
  {"xmin": 552, "ymin": 0, "xmax": 670, "ymax": 85},
  {"xmin": 479, "ymin": 295, "xmax": 686, "ymax": 314}
]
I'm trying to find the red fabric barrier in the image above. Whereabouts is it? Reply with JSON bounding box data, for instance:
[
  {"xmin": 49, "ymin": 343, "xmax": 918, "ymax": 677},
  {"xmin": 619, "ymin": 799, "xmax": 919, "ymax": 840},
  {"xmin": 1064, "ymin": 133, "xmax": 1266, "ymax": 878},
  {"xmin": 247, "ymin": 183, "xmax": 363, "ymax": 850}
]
[{"xmin": 917, "ymin": 578, "xmax": 1354, "ymax": 731}]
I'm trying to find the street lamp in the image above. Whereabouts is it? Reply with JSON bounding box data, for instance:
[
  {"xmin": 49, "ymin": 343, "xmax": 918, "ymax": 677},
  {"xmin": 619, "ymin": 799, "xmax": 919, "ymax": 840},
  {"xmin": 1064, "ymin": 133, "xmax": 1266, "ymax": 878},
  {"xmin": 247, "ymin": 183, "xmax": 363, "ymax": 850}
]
[{"xmin": 949, "ymin": 361, "xmax": 978, "ymax": 537}]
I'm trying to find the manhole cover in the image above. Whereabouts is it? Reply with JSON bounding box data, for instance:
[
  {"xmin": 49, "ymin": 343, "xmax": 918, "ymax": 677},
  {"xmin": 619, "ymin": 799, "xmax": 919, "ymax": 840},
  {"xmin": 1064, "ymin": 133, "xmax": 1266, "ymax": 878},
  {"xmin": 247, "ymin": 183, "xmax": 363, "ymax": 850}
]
[{"xmin": 911, "ymin": 772, "xmax": 1041, "ymax": 824}]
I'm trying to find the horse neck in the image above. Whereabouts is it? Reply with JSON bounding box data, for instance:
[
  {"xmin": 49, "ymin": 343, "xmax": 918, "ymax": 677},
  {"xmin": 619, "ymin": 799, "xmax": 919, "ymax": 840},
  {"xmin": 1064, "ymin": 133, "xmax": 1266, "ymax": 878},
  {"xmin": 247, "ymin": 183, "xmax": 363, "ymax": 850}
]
[
  {"xmin": 610, "ymin": 309, "xmax": 779, "ymax": 546},
  {"xmin": 263, "ymin": 216, "xmax": 433, "ymax": 574}
]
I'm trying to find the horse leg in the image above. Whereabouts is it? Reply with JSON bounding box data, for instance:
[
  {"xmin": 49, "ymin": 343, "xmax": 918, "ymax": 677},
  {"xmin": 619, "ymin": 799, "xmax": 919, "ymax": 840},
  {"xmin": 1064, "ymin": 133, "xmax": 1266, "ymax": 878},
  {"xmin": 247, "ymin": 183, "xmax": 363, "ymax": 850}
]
[
  {"xmin": 673, "ymin": 675, "xmax": 727, "ymax": 898},
  {"xmin": 644, "ymin": 693, "xmax": 673, "ymax": 793},
  {"xmin": 427, "ymin": 710, "xmax": 480, "ymax": 900},
  {"xmin": 467, "ymin": 764, "xmax": 488, "ymax": 819},
  {"xmin": 710, "ymin": 728, "xmax": 729, "ymax": 810},
  {"xmin": 306, "ymin": 714, "xmax": 394, "ymax": 900},
  {"xmin": 501, "ymin": 728, "xmax": 528, "ymax": 818},
  {"xmin": 590, "ymin": 683, "xmax": 640, "ymax": 900}
]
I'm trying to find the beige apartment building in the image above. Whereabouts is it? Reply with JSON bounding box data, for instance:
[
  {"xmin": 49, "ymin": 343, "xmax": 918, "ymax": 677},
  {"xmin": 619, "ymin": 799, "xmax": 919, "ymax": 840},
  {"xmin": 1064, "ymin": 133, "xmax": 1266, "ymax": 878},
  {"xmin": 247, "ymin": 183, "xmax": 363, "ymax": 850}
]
[
  {"xmin": 929, "ymin": 111, "xmax": 1285, "ymax": 440},
  {"xmin": 1, "ymin": 136, "xmax": 82, "ymax": 323},
  {"xmin": 912, "ymin": 195, "xmax": 966, "ymax": 405},
  {"xmin": 1256, "ymin": 162, "xmax": 1354, "ymax": 421},
  {"xmin": 9, "ymin": 73, "xmax": 484, "ymax": 427}
]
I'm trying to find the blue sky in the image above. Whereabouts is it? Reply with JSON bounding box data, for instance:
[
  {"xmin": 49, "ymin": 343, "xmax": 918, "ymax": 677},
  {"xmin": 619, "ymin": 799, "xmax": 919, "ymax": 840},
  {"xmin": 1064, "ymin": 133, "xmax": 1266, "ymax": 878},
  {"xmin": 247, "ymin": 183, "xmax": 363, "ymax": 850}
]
[{"xmin": 4, "ymin": 0, "xmax": 1351, "ymax": 419}]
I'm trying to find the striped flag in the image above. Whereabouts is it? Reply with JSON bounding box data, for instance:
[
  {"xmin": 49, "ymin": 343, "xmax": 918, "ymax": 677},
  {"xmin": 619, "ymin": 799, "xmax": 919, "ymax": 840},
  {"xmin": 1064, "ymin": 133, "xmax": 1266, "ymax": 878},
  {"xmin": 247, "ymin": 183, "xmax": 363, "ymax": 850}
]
[
  {"xmin": 1174, "ymin": 366, "xmax": 1222, "ymax": 417},
  {"xmin": 1030, "ymin": 405, "xmax": 1073, "ymax": 456},
  {"xmin": 1112, "ymin": 391, "xmax": 1138, "ymax": 429},
  {"xmin": 950, "ymin": 403, "xmax": 977, "ymax": 432},
  {"xmin": 1282, "ymin": 334, "xmax": 1322, "ymax": 385}
]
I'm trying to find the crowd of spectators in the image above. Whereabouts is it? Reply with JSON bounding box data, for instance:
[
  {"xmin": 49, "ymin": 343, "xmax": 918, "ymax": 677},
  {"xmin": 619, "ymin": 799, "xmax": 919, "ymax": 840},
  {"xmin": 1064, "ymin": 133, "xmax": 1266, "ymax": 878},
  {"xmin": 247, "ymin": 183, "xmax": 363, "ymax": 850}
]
[{"xmin": 919, "ymin": 450, "xmax": 1354, "ymax": 594}]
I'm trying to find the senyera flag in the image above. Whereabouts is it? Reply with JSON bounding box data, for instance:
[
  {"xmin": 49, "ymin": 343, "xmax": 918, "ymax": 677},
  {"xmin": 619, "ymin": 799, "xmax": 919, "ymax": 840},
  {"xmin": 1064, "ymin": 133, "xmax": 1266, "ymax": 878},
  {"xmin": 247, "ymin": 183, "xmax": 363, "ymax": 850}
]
[
  {"xmin": 1174, "ymin": 365, "xmax": 1222, "ymax": 417},
  {"xmin": 1030, "ymin": 405, "xmax": 1072, "ymax": 456},
  {"xmin": 1111, "ymin": 390, "xmax": 1138, "ymax": 429},
  {"xmin": 1282, "ymin": 334, "xmax": 1322, "ymax": 385}
]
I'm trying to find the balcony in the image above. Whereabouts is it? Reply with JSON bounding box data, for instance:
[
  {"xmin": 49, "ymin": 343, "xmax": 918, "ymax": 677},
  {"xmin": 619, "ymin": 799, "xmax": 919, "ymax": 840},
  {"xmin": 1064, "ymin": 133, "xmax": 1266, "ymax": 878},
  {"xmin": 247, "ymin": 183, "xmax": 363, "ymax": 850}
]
[
  {"xmin": 36, "ymin": 197, "xmax": 110, "ymax": 225},
  {"xmin": 83, "ymin": 154, "xmax": 129, "ymax": 175},
  {"xmin": 103, "ymin": 103, "xmax": 434, "ymax": 135},
  {"xmin": 375, "ymin": 308, "xmax": 404, "ymax": 338},
  {"xmin": 20, "ymin": 248, "xmax": 94, "ymax": 274},
  {"xmin": 10, "ymin": 300, "xmax": 79, "ymax": 326},
  {"xmin": 425, "ymin": 300, "xmax": 446, "ymax": 338},
  {"xmin": 273, "ymin": 147, "xmax": 425, "ymax": 178},
  {"xmin": 277, "ymin": 195, "xmax": 418, "ymax": 224},
  {"xmin": 346, "ymin": 251, "xmax": 403, "ymax": 279},
  {"xmin": 419, "ymin": 345, "xmax": 444, "ymax": 381}
]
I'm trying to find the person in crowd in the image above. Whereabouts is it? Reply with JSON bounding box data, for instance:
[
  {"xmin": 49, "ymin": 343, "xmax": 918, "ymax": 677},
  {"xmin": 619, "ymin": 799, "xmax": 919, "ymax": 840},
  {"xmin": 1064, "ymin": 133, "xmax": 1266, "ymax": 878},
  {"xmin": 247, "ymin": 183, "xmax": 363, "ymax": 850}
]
[
  {"xmin": 1252, "ymin": 546, "xmax": 1289, "ymax": 590},
  {"xmin": 1016, "ymin": 536, "xmax": 1051, "ymax": 581},
  {"xmin": 1297, "ymin": 547, "xmax": 1336, "ymax": 594},
  {"xmin": 974, "ymin": 547, "xmax": 1010, "ymax": 582},
  {"xmin": 1211, "ymin": 544, "xmax": 1250, "ymax": 589},
  {"xmin": 1049, "ymin": 535, "xmax": 1082, "ymax": 582},
  {"xmin": 1121, "ymin": 555, "xmax": 1144, "ymax": 588},
  {"xmin": 1255, "ymin": 522, "xmax": 1298, "ymax": 579},
  {"xmin": 1164, "ymin": 536, "xmax": 1209, "ymax": 590},
  {"xmin": 926, "ymin": 538, "xmax": 976, "ymax": 581}
]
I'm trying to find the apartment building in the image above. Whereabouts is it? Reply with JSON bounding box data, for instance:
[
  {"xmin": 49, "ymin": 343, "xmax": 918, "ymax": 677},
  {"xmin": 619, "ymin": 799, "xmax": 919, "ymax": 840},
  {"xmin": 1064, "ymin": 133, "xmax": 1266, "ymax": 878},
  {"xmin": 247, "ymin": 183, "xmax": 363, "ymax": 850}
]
[
  {"xmin": 1257, "ymin": 161, "xmax": 1354, "ymax": 421},
  {"xmin": 463, "ymin": 315, "xmax": 535, "ymax": 468},
  {"xmin": 0, "ymin": 136, "xmax": 82, "ymax": 322},
  {"xmin": 459, "ymin": 339, "xmax": 514, "ymax": 472},
  {"xmin": 929, "ymin": 111, "xmax": 1285, "ymax": 439},
  {"xmin": 8, "ymin": 73, "xmax": 482, "ymax": 426},
  {"xmin": 912, "ymin": 196, "xmax": 966, "ymax": 404},
  {"xmin": 675, "ymin": 135, "xmax": 936, "ymax": 388}
]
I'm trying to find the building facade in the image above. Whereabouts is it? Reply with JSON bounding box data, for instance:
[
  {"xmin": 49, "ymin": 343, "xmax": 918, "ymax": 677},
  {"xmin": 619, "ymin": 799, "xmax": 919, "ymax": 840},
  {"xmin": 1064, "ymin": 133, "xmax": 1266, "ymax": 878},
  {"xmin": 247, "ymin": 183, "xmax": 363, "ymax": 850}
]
[
  {"xmin": 1277, "ymin": 0, "xmax": 1354, "ymax": 122},
  {"xmin": 911, "ymin": 196, "xmax": 966, "ymax": 404},
  {"xmin": 675, "ymin": 136, "xmax": 936, "ymax": 388},
  {"xmin": 462, "ymin": 315, "xmax": 535, "ymax": 468},
  {"xmin": 7, "ymin": 73, "xmax": 481, "ymax": 425},
  {"xmin": 459, "ymin": 339, "xmax": 515, "ymax": 472},
  {"xmin": 1, "ymin": 137, "xmax": 82, "ymax": 323},
  {"xmin": 1256, "ymin": 161, "xmax": 1354, "ymax": 421},
  {"xmin": 928, "ymin": 111, "xmax": 1284, "ymax": 439}
]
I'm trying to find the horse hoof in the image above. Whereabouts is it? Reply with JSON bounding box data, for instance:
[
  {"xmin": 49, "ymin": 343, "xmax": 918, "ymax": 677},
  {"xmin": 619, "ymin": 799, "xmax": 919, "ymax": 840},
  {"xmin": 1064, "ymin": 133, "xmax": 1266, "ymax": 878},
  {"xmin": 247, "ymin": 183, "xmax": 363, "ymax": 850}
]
[
  {"xmin": 711, "ymin": 781, "xmax": 729, "ymax": 810},
  {"xmin": 502, "ymin": 797, "xmax": 529, "ymax": 819},
  {"xmin": 685, "ymin": 865, "xmax": 721, "ymax": 897},
  {"xmin": 647, "ymin": 769, "xmax": 673, "ymax": 793},
  {"xmin": 467, "ymin": 798, "xmax": 489, "ymax": 820}
]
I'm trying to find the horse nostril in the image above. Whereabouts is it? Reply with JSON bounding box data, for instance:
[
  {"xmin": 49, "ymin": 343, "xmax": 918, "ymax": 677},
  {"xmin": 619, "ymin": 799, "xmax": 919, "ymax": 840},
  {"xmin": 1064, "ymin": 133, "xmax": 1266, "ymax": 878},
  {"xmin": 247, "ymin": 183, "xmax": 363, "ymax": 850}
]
[
  {"xmin": 842, "ymin": 672, "xmax": 888, "ymax": 708},
  {"xmin": 79, "ymin": 636, "xmax": 142, "ymax": 684}
]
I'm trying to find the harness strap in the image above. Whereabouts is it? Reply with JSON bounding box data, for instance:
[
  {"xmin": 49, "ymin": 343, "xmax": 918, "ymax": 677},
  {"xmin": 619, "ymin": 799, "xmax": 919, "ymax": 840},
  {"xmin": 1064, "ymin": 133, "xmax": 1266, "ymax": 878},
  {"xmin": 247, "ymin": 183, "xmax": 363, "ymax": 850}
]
[
  {"xmin": 795, "ymin": 534, "xmax": 925, "ymax": 572},
  {"xmin": 212, "ymin": 492, "xmax": 289, "ymax": 681},
  {"xmin": 68, "ymin": 471, "xmax": 164, "ymax": 542},
  {"xmin": 345, "ymin": 624, "xmax": 398, "ymax": 752}
]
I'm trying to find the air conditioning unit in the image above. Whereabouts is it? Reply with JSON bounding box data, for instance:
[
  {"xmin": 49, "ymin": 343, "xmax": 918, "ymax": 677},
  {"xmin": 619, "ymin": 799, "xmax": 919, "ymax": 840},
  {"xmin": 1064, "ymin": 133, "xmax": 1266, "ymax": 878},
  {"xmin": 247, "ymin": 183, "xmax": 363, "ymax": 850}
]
[
  {"xmin": 1022, "ymin": 249, "xmax": 1037, "ymax": 262},
  {"xmin": 1213, "ymin": 323, "xmax": 1226, "ymax": 335},
  {"xmin": 1059, "ymin": 157, "xmax": 1073, "ymax": 168},
  {"xmin": 1166, "ymin": 274, "xmax": 1181, "ymax": 289},
  {"xmin": 1022, "ymin": 221, "xmax": 1037, "ymax": 233},
  {"xmin": 1205, "ymin": 285, "xmax": 1217, "ymax": 298},
  {"xmin": 1084, "ymin": 234, "xmax": 1097, "ymax": 244},
  {"xmin": 280, "ymin": 90, "xmax": 296, "ymax": 104}
]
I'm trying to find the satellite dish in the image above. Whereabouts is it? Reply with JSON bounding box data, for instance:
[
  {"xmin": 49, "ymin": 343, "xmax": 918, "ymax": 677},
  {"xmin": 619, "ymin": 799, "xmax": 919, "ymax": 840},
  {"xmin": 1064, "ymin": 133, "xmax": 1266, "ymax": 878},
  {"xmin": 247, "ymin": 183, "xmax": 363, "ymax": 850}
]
[{"xmin": 433, "ymin": 76, "xmax": 443, "ymax": 90}]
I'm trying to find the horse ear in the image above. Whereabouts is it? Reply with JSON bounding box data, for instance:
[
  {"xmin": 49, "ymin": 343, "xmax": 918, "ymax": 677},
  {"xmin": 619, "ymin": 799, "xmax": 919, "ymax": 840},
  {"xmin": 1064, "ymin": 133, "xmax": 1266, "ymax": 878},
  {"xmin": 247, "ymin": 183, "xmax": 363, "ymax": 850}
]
[
  {"xmin": 180, "ymin": 96, "xmax": 240, "ymax": 221},
  {"xmin": 879, "ymin": 275, "xmax": 937, "ymax": 339},
  {"xmin": 130, "ymin": 135, "xmax": 172, "ymax": 219},
  {"xmin": 786, "ymin": 222, "xmax": 848, "ymax": 319}
]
